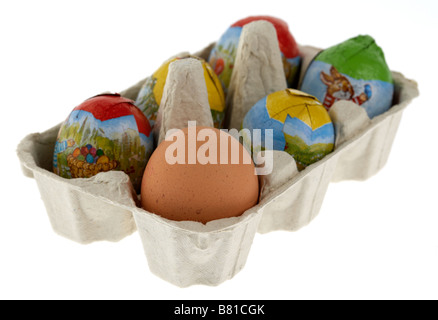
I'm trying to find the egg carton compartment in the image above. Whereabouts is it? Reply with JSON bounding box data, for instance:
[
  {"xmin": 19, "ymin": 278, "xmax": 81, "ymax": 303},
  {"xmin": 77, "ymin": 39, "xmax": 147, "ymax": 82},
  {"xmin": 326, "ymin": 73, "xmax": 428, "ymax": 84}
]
[
  {"xmin": 17, "ymin": 23, "xmax": 419, "ymax": 286},
  {"xmin": 17, "ymin": 126, "xmax": 138, "ymax": 244}
]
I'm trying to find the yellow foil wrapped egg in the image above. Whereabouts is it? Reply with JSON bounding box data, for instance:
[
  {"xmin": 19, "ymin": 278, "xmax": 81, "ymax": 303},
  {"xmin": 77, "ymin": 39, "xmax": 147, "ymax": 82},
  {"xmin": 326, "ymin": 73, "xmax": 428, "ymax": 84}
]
[
  {"xmin": 242, "ymin": 89, "xmax": 335, "ymax": 170},
  {"xmin": 135, "ymin": 55, "xmax": 226, "ymax": 129}
]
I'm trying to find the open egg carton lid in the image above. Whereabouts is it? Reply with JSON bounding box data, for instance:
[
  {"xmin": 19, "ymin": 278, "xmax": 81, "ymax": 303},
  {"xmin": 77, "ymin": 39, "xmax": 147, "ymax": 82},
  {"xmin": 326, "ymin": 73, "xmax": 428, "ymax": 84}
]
[{"xmin": 16, "ymin": 21, "xmax": 419, "ymax": 287}]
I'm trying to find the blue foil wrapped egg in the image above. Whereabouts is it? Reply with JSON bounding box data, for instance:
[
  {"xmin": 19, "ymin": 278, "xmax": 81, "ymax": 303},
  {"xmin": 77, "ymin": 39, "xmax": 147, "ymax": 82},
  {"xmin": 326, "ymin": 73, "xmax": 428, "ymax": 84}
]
[
  {"xmin": 208, "ymin": 16, "xmax": 301, "ymax": 91},
  {"xmin": 242, "ymin": 89, "xmax": 335, "ymax": 170}
]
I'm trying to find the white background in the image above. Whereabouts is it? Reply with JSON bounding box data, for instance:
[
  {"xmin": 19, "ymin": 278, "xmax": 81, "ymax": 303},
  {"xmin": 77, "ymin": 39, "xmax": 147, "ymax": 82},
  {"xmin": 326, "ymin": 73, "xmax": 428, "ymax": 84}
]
[{"xmin": 1, "ymin": 0, "xmax": 437, "ymax": 300}]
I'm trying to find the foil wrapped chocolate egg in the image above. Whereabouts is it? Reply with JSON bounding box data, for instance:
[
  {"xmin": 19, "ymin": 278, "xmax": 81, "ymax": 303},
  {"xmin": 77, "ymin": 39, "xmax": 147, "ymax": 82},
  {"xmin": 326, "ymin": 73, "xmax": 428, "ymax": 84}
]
[
  {"xmin": 242, "ymin": 89, "xmax": 335, "ymax": 170},
  {"xmin": 53, "ymin": 93, "xmax": 154, "ymax": 192},
  {"xmin": 300, "ymin": 35, "xmax": 394, "ymax": 119},
  {"xmin": 208, "ymin": 15, "xmax": 301, "ymax": 90},
  {"xmin": 135, "ymin": 55, "xmax": 226, "ymax": 129}
]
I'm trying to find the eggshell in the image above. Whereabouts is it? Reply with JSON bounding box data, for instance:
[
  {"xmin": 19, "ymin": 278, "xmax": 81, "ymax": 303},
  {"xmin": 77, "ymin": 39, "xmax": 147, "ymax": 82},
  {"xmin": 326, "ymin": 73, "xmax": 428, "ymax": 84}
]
[
  {"xmin": 135, "ymin": 55, "xmax": 226, "ymax": 129},
  {"xmin": 208, "ymin": 15, "xmax": 301, "ymax": 89},
  {"xmin": 242, "ymin": 89, "xmax": 335, "ymax": 170},
  {"xmin": 53, "ymin": 93, "xmax": 154, "ymax": 192},
  {"xmin": 300, "ymin": 35, "xmax": 394, "ymax": 119},
  {"xmin": 141, "ymin": 126, "xmax": 259, "ymax": 224}
]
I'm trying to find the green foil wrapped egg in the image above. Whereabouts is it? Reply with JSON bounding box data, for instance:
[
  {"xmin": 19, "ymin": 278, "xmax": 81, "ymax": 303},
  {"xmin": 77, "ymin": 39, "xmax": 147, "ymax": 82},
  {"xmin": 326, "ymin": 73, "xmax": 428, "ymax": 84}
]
[{"xmin": 300, "ymin": 35, "xmax": 394, "ymax": 119}]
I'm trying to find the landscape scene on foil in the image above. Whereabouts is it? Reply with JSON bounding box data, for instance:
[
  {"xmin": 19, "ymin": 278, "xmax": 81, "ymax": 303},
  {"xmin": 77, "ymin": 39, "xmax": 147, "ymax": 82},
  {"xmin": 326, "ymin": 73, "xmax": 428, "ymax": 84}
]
[
  {"xmin": 53, "ymin": 110, "xmax": 153, "ymax": 188},
  {"xmin": 208, "ymin": 26, "xmax": 300, "ymax": 89},
  {"xmin": 242, "ymin": 96, "xmax": 334, "ymax": 170}
]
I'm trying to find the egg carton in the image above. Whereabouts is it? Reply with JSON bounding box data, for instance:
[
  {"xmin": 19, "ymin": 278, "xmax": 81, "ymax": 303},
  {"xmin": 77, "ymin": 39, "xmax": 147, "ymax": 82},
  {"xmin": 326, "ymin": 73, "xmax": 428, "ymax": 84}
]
[{"xmin": 17, "ymin": 22, "xmax": 419, "ymax": 287}]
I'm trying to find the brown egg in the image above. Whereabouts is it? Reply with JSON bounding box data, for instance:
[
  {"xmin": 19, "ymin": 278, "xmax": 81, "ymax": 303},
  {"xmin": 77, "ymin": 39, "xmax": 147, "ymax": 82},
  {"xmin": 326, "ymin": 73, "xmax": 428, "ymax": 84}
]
[{"xmin": 141, "ymin": 126, "xmax": 259, "ymax": 224}]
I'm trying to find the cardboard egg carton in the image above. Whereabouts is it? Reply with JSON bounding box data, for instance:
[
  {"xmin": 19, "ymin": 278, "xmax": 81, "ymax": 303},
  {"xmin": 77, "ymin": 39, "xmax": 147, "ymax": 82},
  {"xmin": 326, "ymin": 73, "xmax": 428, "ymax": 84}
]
[{"xmin": 16, "ymin": 21, "xmax": 419, "ymax": 287}]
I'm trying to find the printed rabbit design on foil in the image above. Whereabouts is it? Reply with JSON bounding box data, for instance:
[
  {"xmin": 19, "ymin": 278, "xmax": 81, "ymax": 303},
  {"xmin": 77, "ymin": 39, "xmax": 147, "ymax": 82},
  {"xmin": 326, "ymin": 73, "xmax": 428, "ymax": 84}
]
[{"xmin": 320, "ymin": 66, "xmax": 372, "ymax": 109}]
